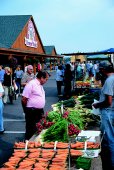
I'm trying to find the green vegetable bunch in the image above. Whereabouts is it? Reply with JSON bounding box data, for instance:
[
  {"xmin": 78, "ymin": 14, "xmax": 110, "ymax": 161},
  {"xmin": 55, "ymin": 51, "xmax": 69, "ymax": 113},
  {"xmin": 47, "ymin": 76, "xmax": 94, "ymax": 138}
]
[
  {"xmin": 67, "ymin": 110, "xmax": 84, "ymax": 129},
  {"xmin": 42, "ymin": 119, "xmax": 68, "ymax": 142},
  {"xmin": 46, "ymin": 111, "xmax": 61, "ymax": 122},
  {"xmin": 57, "ymin": 97, "xmax": 76, "ymax": 108},
  {"xmin": 77, "ymin": 92, "xmax": 99, "ymax": 109}
]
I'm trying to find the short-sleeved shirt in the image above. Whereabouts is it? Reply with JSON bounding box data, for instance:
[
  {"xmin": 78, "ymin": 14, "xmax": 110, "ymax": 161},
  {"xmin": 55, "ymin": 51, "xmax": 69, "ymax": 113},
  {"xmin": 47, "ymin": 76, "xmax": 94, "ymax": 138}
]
[
  {"xmin": 21, "ymin": 72, "xmax": 35, "ymax": 85},
  {"xmin": 56, "ymin": 69, "xmax": 63, "ymax": 81},
  {"xmin": 15, "ymin": 70, "xmax": 24, "ymax": 79},
  {"xmin": 0, "ymin": 69, "xmax": 5, "ymax": 82},
  {"xmin": 99, "ymin": 74, "xmax": 114, "ymax": 110},
  {"xmin": 22, "ymin": 79, "xmax": 45, "ymax": 109}
]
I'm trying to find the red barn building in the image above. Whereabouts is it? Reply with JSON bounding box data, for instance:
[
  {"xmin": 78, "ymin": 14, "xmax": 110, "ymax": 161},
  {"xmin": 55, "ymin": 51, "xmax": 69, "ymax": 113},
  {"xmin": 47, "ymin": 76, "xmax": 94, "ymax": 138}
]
[{"xmin": 0, "ymin": 15, "xmax": 62, "ymax": 72}]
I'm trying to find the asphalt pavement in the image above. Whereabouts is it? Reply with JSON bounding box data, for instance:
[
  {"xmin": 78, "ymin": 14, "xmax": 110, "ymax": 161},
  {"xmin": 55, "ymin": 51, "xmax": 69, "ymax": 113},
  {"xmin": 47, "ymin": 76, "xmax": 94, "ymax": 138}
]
[{"xmin": 0, "ymin": 70, "xmax": 59, "ymax": 167}]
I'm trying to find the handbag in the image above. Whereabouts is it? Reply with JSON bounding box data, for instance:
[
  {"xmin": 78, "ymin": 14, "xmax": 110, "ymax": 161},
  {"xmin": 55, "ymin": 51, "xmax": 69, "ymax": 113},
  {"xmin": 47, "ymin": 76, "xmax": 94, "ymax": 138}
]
[{"xmin": 8, "ymin": 75, "xmax": 15, "ymax": 97}]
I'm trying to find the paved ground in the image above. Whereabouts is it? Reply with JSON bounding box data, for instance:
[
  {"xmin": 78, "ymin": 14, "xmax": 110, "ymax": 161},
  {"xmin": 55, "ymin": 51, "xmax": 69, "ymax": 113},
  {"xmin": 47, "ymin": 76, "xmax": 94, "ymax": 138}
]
[{"xmin": 0, "ymin": 71, "xmax": 102, "ymax": 169}]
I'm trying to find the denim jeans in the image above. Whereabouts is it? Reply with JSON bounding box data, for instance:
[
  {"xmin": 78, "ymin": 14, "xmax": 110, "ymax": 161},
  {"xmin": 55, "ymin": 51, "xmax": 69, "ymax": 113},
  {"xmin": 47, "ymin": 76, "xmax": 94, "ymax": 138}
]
[
  {"xmin": 100, "ymin": 108, "xmax": 114, "ymax": 167},
  {"xmin": 16, "ymin": 78, "xmax": 21, "ymax": 94},
  {"xmin": 0, "ymin": 98, "xmax": 4, "ymax": 131}
]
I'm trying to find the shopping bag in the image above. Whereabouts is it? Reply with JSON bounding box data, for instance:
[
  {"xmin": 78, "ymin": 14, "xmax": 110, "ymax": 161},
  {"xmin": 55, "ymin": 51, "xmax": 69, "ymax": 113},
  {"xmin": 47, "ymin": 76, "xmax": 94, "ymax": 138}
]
[
  {"xmin": 91, "ymin": 99, "xmax": 101, "ymax": 117},
  {"xmin": 8, "ymin": 86, "xmax": 15, "ymax": 97}
]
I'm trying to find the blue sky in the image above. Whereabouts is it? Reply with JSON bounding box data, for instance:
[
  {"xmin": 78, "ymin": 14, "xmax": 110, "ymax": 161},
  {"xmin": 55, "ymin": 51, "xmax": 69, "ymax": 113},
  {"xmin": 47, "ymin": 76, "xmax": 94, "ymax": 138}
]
[{"xmin": 1, "ymin": 0, "xmax": 114, "ymax": 54}]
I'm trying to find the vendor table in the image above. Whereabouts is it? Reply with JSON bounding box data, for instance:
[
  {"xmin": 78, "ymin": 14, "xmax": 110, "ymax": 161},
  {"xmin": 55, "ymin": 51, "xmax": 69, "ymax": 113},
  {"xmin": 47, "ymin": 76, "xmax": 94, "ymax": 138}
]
[
  {"xmin": 74, "ymin": 87, "xmax": 101, "ymax": 95},
  {"xmin": 29, "ymin": 130, "xmax": 102, "ymax": 170}
]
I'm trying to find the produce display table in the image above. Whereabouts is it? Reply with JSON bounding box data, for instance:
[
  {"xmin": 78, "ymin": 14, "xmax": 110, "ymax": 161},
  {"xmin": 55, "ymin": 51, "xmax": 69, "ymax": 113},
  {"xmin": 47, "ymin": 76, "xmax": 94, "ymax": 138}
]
[
  {"xmin": 74, "ymin": 80, "xmax": 101, "ymax": 95},
  {"xmin": 29, "ymin": 130, "xmax": 102, "ymax": 170},
  {"xmin": 74, "ymin": 87, "xmax": 90, "ymax": 95},
  {"xmin": 0, "ymin": 130, "xmax": 102, "ymax": 170},
  {"xmin": 1, "ymin": 95, "xmax": 102, "ymax": 170},
  {"xmin": 74, "ymin": 87, "xmax": 101, "ymax": 96},
  {"xmin": 89, "ymin": 88, "xmax": 101, "ymax": 94}
]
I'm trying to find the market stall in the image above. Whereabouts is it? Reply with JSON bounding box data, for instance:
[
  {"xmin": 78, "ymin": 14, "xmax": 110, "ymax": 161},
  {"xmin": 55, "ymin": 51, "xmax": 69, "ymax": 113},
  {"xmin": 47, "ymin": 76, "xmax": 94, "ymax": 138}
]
[
  {"xmin": 0, "ymin": 95, "xmax": 102, "ymax": 170},
  {"xmin": 74, "ymin": 79, "xmax": 101, "ymax": 96}
]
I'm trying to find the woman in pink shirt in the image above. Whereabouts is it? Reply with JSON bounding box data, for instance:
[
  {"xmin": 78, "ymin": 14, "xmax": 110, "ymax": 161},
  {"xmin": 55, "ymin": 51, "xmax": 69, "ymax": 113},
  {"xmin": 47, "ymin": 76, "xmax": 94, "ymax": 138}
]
[{"xmin": 21, "ymin": 71, "xmax": 49, "ymax": 140}]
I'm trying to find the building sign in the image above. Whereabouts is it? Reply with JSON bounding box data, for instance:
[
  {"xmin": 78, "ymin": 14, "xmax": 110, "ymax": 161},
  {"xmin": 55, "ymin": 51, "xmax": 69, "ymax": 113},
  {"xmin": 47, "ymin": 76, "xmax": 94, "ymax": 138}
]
[{"xmin": 25, "ymin": 20, "xmax": 38, "ymax": 48}]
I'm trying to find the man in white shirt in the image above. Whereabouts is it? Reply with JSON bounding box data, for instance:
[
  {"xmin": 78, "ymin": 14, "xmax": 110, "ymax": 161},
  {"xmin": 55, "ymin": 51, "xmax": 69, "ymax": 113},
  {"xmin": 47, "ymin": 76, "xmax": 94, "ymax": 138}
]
[{"xmin": 56, "ymin": 65, "xmax": 64, "ymax": 96}]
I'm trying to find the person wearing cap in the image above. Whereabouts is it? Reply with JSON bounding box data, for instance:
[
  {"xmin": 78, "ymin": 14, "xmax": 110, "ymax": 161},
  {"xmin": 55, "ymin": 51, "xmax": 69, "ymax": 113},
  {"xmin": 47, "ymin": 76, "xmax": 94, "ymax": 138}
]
[
  {"xmin": 92, "ymin": 61, "xmax": 114, "ymax": 170},
  {"xmin": 21, "ymin": 65, "xmax": 35, "ymax": 88},
  {"xmin": 21, "ymin": 71, "xmax": 49, "ymax": 140}
]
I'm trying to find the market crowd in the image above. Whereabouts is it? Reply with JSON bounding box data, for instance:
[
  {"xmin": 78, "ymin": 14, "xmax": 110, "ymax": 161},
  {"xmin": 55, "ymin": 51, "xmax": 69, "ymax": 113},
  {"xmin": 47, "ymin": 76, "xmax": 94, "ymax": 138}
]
[
  {"xmin": 0, "ymin": 61, "xmax": 101, "ymax": 136},
  {"xmin": 0, "ymin": 60, "xmax": 114, "ymax": 170}
]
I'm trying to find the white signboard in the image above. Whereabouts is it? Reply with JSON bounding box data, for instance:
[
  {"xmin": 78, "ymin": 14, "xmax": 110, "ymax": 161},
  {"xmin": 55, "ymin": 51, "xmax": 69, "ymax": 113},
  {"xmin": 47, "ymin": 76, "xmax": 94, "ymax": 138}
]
[{"xmin": 25, "ymin": 20, "xmax": 38, "ymax": 48}]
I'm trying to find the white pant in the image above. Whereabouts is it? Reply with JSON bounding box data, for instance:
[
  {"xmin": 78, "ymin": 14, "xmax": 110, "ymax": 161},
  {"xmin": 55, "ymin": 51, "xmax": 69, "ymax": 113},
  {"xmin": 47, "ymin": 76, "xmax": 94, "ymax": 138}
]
[{"xmin": 3, "ymin": 86, "xmax": 9, "ymax": 103}]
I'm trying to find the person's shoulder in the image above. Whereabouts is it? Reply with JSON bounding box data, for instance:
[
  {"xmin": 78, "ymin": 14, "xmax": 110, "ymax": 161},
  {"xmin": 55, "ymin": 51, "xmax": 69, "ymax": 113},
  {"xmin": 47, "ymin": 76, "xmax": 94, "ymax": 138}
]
[
  {"xmin": 24, "ymin": 79, "xmax": 34, "ymax": 88},
  {"xmin": 108, "ymin": 74, "xmax": 114, "ymax": 80},
  {"xmin": 21, "ymin": 72, "xmax": 27, "ymax": 77},
  {"xmin": 23, "ymin": 72, "xmax": 27, "ymax": 75},
  {"xmin": 104, "ymin": 75, "xmax": 114, "ymax": 85},
  {"xmin": 29, "ymin": 79, "xmax": 39, "ymax": 87},
  {"xmin": 29, "ymin": 78, "xmax": 37, "ymax": 84}
]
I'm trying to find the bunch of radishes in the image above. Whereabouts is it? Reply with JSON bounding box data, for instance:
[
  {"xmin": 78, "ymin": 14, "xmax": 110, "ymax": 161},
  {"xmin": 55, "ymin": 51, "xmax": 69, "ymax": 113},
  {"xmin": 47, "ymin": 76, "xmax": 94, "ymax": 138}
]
[
  {"xmin": 36, "ymin": 117, "xmax": 54, "ymax": 134},
  {"xmin": 68, "ymin": 124, "xmax": 80, "ymax": 136},
  {"xmin": 62, "ymin": 111, "xmax": 69, "ymax": 119}
]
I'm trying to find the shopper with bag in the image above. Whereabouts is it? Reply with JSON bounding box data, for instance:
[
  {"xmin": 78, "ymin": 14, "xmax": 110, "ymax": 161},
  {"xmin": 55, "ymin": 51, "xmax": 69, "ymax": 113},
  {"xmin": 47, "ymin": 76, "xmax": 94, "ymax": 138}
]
[
  {"xmin": 2, "ymin": 67, "xmax": 15, "ymax": 104},
  {"xmin": 92, "ymin": 61, "xmax": 114, "ymax": 170}
]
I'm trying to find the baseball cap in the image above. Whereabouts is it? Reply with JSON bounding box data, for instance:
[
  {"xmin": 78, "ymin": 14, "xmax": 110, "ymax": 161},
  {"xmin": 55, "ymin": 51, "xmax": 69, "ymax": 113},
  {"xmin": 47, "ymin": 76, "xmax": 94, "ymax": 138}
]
[{"xmin": 99, "ymin": 61, "xmax": 113, "ymax": 69}]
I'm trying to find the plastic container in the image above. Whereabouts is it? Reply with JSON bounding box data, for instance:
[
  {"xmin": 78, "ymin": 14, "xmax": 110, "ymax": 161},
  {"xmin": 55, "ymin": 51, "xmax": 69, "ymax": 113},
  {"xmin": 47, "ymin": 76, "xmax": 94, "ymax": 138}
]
[{"xmin": 76, "ymin": 157, "xmax": 92, "ymax": 170}]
